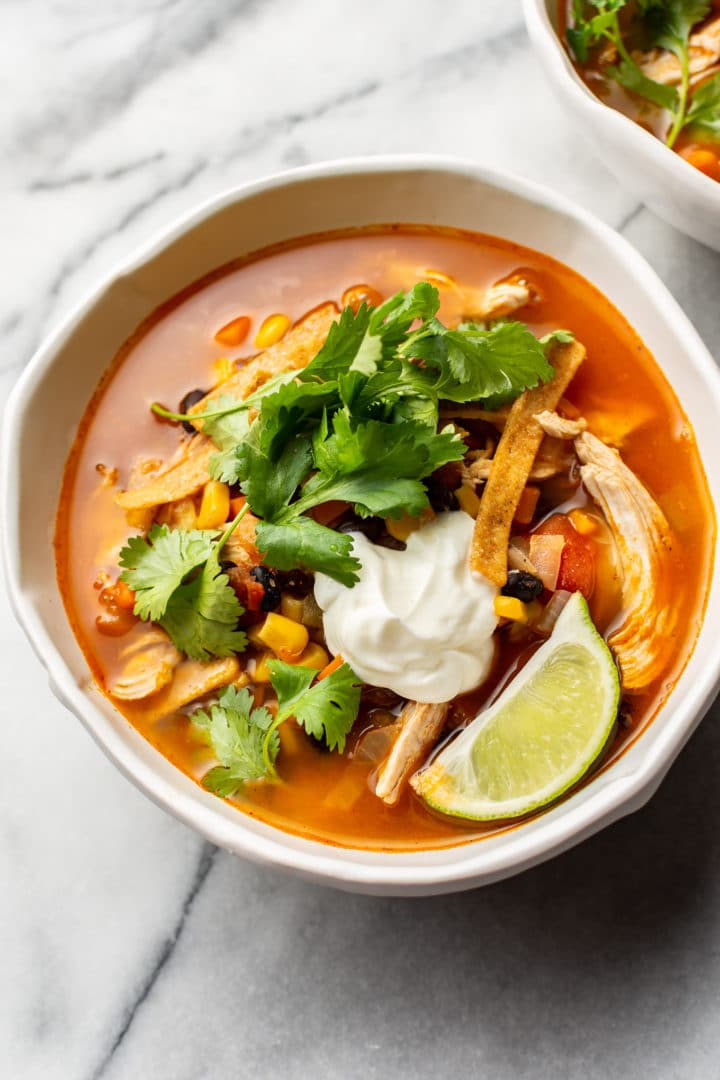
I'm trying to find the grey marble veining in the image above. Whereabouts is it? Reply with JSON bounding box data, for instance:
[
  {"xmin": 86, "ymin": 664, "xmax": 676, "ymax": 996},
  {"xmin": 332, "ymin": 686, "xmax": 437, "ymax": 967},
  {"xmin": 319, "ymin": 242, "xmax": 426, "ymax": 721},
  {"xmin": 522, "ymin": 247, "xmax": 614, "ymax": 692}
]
[{"xmin": 2, "ymin": 1, "xmax": 719, "ymax": 1078}]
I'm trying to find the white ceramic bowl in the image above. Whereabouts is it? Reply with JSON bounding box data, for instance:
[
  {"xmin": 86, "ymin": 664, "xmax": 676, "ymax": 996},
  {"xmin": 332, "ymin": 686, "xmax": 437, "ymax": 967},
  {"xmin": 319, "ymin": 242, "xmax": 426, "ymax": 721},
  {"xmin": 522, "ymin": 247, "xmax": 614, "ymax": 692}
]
[
  {"xmin": 3, "ymin": 157, "xmax": 720, "ymax": 895},
  {"xmin": 523, "ymin": 0, "xmax": 720, "ymax": 252}
]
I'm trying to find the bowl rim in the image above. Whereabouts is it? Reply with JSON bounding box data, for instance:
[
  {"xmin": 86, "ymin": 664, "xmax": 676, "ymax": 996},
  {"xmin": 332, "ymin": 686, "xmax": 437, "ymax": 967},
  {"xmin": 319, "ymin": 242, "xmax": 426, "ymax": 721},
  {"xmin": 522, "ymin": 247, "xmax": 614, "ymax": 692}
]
[
  {"xmin": 522, "ymin": 0, "xmax": 720, "ymax": 206},
  {"xmin": 3, "ymin": 154, "xmax": 720, "ymax": 891}
]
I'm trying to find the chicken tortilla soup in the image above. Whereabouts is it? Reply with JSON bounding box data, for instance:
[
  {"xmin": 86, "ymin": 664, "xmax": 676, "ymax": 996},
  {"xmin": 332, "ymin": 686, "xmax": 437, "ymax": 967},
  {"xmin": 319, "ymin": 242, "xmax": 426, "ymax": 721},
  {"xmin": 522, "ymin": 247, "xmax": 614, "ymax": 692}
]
[{"xmin": 55, "ymin": 225, "xmax": 714, "ymax": 850}]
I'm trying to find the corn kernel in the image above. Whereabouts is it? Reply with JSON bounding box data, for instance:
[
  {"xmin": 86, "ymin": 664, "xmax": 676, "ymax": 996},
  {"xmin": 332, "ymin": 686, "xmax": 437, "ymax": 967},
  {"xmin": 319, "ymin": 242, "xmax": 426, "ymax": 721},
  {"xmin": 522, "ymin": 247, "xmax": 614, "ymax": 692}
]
[
  {"xmin": 253, "ymin": 652, "xmax": 275, "ymax": 684},
  {"xmin": 569, "ymin": 508, "xmax": 598, "ymax": 536},
  {"xmin": 255, "ymin": 313, "xmax": 290, "ymax": 349},
  {"xmin": 293, "ymin": 642, "xmax": 330, "ymax": 671},
  {"xmin": 386, "ymin": 507, "xmax": 434, "ymax": 543},
  {"xmin": 455, "ymin": 483, "xmax": 481, "ymax": 518},
  {"xmin": 214, "ymin": 315, "xmax": 250, "ymax": 347},
  {"xmin": 212, "ymin": 356, "xmax": 235, "ymax": 384},
  {"xmin": 494, "ymin": 595, "xmax": 529, "ymax": 623},
  {"xmin": 255, "ymin": 612, "xmax": 309, "ymax": 658},
  {"xmin": 196, "ymin": 480, "xmax": 230, "ymax": 530},
  {"xmin": 280, "ymin": 594, "xmax": 305, "ymax": 623}
]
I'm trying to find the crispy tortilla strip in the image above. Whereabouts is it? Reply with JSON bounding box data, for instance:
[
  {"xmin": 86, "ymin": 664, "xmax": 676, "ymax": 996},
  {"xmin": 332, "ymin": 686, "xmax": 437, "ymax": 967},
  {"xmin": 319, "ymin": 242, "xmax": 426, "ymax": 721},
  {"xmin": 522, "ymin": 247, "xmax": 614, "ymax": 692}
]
[
  {"xmin": 374, "ymin": 700, "xmax": 450, "ymax": 806},
  {"xmin": 535, "ymin": 410, "xmax": 587, "ymax": 439},
  {"xmin": 471, "ymin": 339, "xmax": 586, "ymax": 585},
  {"xmin": 575, "ymin": 431, "xmax": 675, "ymax": 690},
  {"xmin": 115, "ymin": 436, "xmax": 215, "ymax": 511},
  {"xmin": 142, "ymin": 656, "xmax": 240, "ymax": 723},
  {"xmin": 189, "ymin": 301, "xmax": 339, "ymax": 424},
  {"xmin": 114, "ymin": 304, "xmax": 339, "ymax": 511}
]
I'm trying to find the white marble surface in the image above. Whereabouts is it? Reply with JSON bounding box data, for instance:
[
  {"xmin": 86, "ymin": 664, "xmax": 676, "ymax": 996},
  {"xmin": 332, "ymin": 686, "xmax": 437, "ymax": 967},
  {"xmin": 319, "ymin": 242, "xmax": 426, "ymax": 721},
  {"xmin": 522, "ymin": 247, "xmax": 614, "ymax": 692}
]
[{"xmin": 2, "ymin": 2, "xmax": 720, "ymax": 1077}]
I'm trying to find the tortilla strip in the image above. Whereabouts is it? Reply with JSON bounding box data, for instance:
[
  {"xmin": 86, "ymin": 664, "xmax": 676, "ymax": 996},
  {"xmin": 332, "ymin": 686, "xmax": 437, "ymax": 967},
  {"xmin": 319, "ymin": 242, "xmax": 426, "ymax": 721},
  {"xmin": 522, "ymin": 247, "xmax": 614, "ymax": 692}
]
[
  {"xmin": 114, "ymin": 303, "xmax": 339, "ymax": 511},
  {"xmin": 470, "ymin": 339, "xmax": 586, "ymax": 585},
  {"xmin": 189, "ymin": 301, "xmax": 339, "ymax": 424},
  {"xmin": 115, "ymin": 436, "xmax": 215, "ymax": 511},
  {"xmin": 374, "ymin": 700, "xmax": 450, "ymax": 806}
]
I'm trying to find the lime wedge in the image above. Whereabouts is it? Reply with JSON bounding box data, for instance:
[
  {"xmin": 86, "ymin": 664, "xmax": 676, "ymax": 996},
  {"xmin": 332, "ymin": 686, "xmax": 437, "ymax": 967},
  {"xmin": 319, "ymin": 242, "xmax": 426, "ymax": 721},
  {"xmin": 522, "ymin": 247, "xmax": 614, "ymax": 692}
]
[{"xmin": 411, "ymin": 592, "xmax": 620, "ymax": 821}]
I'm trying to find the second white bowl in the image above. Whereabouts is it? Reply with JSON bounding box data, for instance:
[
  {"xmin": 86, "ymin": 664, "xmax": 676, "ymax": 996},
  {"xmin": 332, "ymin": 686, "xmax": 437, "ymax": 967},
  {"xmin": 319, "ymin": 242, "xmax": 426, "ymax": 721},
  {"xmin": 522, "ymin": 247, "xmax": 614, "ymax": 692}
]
[{"xmin": 523, "ymin": 0, "xmax": 720, "ymax": 252}]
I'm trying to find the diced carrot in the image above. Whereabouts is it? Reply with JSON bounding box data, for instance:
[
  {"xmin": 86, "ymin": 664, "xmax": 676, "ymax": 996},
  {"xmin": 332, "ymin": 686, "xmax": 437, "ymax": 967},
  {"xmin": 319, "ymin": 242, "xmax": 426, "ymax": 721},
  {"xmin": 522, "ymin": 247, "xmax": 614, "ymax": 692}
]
[
  {"xmin": 679, "ymin": 146, "xmax": 720, "ymax": 181},
  {"xmin": 514, "ymin": 485, "xmax": 540, "ymax": 525},
  {"xmin": 341, "ymin": 284, "xmax": 383, "ymax": 311},
  {"xmin": 214, "ymin": 315, "xmax": 250, "ymax": 347},
  {"xmin": 310, "ymin": 500, "xmax": 350, "ymax": 527},
  {"xmin": 317, "ymin": 653, "xmax": 344, "ymax": 681},
  {"xmin": 112, "ymin": 580, "xmax": 137, "ymax": 610},
  {"xmin": 229, "ymin": 495, "xmax": 246, "ymax": 518}
]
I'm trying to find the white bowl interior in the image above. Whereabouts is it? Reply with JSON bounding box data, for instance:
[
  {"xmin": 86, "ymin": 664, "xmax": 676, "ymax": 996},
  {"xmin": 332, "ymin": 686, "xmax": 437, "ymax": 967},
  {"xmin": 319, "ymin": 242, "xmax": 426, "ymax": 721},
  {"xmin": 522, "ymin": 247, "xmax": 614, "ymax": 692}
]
[{"xmin": 5, "ymin": 160, "xmax": 720, "ymax": 893}]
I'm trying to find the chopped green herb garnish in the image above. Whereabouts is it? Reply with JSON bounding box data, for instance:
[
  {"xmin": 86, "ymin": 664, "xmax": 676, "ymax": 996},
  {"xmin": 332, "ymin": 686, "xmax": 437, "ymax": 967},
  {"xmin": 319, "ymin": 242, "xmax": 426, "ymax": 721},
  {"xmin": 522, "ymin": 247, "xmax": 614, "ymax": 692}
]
[
  {"xmin": 119, "ymin": 507, "xmax": 249, "ymax": 660},
  {"xmin": 185, "ymin": 283, "xmax": 560, "ymax": 585},
  {"xmin": 191, "ymin": 662, "xmax": 362, "ymax": 795}
]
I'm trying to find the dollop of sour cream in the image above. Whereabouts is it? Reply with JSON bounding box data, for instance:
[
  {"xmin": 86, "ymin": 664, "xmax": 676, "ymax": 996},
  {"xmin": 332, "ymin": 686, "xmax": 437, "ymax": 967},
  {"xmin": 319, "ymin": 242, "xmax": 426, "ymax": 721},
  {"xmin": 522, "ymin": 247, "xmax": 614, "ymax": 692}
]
[{"xmin": 314, "ymin": 512, "xmax": 498, "ymax": 703}]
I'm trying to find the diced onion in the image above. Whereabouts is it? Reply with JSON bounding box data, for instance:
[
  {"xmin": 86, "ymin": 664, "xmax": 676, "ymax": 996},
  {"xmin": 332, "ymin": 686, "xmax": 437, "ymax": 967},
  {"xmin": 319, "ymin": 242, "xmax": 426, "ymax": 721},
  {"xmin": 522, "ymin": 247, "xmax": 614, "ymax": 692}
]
[
  {"xmin": 529, "ymin": 534, "xmax": 565, "ymax": 591},
  {"xmin": 535, "ymin": 590, "xmax": 572, "ymax": 635}
]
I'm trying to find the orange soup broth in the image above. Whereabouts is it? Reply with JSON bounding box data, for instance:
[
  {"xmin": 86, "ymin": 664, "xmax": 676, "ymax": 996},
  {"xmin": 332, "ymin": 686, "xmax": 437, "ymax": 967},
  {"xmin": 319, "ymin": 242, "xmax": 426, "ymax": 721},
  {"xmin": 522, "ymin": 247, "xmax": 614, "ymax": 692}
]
[{"xmin": 55, "ymin": 225, "xmax": 715, "ymax": 851}]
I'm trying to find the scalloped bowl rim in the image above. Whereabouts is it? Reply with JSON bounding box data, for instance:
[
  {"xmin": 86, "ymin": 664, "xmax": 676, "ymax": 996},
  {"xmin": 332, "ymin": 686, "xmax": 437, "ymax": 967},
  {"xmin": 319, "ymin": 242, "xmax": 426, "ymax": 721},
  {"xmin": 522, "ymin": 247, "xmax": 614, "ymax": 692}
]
[
  {"xmin": 2, "ymin": 156, "xmax": 719, "ymax": 894},
  {"xmin": 522, "ymin": 0, "xmax": 720, "ymax": 206}
]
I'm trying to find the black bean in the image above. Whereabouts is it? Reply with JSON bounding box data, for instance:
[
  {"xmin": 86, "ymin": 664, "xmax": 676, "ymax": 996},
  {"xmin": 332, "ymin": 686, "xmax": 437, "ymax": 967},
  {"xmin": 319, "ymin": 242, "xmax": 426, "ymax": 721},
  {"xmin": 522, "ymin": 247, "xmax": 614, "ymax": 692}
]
[
  {"xmin": 179, "ymin": 388, "xmax": 207, "ymax": 433},
  {"xmin": 275, "ymin": 569, "xmax": 314, "ymax": 597},
  {"xmin": 425, "ymin": 474, "xmax": 459, "ymax": 512},
  {"xmin": 250, "ymin": 565, "xmax": 281, "ymax": 612},
  {"xmin": 501, "ymin": 570, "xmax": 545, "ymax": 603},
  {"xmin": 219, "ymin": 560, "xmax": 236, "ymax": 573}
]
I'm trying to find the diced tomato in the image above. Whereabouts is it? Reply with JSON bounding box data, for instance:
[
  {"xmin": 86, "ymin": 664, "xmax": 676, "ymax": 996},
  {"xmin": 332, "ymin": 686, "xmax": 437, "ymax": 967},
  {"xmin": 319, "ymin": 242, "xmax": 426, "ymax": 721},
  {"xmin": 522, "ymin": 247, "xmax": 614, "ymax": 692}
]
[
  {"xmin": 310, "ymin": 500, "xmax": 350, "ymax": 527},
  {"xmin": 531, "ymin": 513, "xmax": 595, "ymax": 598}
]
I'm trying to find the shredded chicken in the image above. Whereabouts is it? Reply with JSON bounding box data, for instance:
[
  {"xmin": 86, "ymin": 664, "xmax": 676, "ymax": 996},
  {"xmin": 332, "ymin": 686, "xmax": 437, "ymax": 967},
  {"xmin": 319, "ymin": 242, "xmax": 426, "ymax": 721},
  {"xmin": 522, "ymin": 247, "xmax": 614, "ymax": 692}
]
[
  {"xmin": 142, "ymin": 656, "xmax": 241, "ymax": 723},
  {"xmin": 222, "ymin": 509, "xmax": 261, "ymax": 568},
  {"xmin": 467, "ymin": 436, "xmax": 574, "ymax": 483},
  {"xmin": 108, "ymin": 627, "xmax": 182, "ymax": 701},
  {"xmin": 460, "ymin": 280, "xmax": 533, "ymax": 321},
  {"xmin": 471, "ymin": 338, "xmax": 586, "ymax": 585},
  {"xmin": 374, "ymin": 701, "xmax": 450, "ymax": 805},
  {"xmin": 535, "ymin": 409, "xmax": 587, "ymax": 440},
  {"xmin": 574, "ymin": 431, "xmax": 675, "ymax": 690},
  {"xmin": 638, "ymin": 15, "xmax": 720, "ymax": 85}
]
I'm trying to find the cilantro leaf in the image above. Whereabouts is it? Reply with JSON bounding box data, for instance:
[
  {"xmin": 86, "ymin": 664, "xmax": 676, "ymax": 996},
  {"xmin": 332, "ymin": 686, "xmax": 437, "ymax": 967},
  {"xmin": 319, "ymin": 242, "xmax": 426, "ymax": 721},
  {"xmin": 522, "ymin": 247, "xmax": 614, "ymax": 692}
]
[
  {"xmin": 159, "ymin": 548, "xmax": 247, "ymax": 661},
  {"xmin": 686, "ymin": 72, "xmax": 720, "ymax": 138},
  {"xmin": 256, "ymin": 518, "xmax": 361, "ymax": 586},
  {"xmin": 291, "ymin": 411, "xmax": 465, "ymax": 521},
  {"xmin": 268, "ymin": 660, "xmax": 362, "ymax": 752},
  {"xmin": 192, "ymin": 686, "xmax": 277, "ymax": 796},
  {"xmin": 402, "ymin": 320, "xmax": 555, "ymax": 403},
  {"xmin": 607, "ymin": 58, "xmax": 679, "ymax": 110},
  {"xmin": 204, "ymin": 395, "xmax": 252, "ymax": 483},
  {"xmin": 254, "ymin": 380, "xmax": 339, "ymax": 459},
  {"xmin": 119, "ymin": 526, "xmax": 216, "ymax": 622},
  {"xmin": 644, "ymin": 0, "xmax": 710, "ymax": 55},
  {"xmin": 300, "ymin": 304, "xmax": 373, "ymax": 382},
  {"xmin": 237, "ymin": 432, "xmax": 313, "ymax": 521}
]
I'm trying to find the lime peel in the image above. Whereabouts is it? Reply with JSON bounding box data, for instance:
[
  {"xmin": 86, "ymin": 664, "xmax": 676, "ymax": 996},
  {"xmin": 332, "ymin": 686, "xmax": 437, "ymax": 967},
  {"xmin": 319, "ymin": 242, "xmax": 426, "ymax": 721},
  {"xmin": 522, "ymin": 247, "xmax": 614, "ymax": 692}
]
[{"xmin": 411, "ymin": 592, "xmax": 620, "ymax": 821}]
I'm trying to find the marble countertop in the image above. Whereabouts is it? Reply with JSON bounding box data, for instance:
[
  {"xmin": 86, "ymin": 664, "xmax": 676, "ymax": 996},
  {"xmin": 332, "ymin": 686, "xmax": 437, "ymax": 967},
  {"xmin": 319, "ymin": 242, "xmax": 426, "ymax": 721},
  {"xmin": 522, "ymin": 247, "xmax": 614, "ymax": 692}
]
[{"xmin": 3, "ymin": 1, "xmax": 720, "ymax": 1077}]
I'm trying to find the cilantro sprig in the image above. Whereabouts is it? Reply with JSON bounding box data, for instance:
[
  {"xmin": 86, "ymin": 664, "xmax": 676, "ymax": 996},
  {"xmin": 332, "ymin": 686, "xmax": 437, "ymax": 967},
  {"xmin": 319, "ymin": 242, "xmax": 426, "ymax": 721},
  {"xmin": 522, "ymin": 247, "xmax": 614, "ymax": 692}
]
[
  {"xmin": 191, "ymin": 661, "xmax": 362, "ymax": 796},
  {"xmin": 568, "ymin": 1, "xmax": 718, "ymax": 148},
  {"xmin": 165, "ymin": 283, "xmax": 558, "ymax": 586},
  {"xmin": 119, "ymin": 506, "xmax": 249, "ymax": 660}
]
